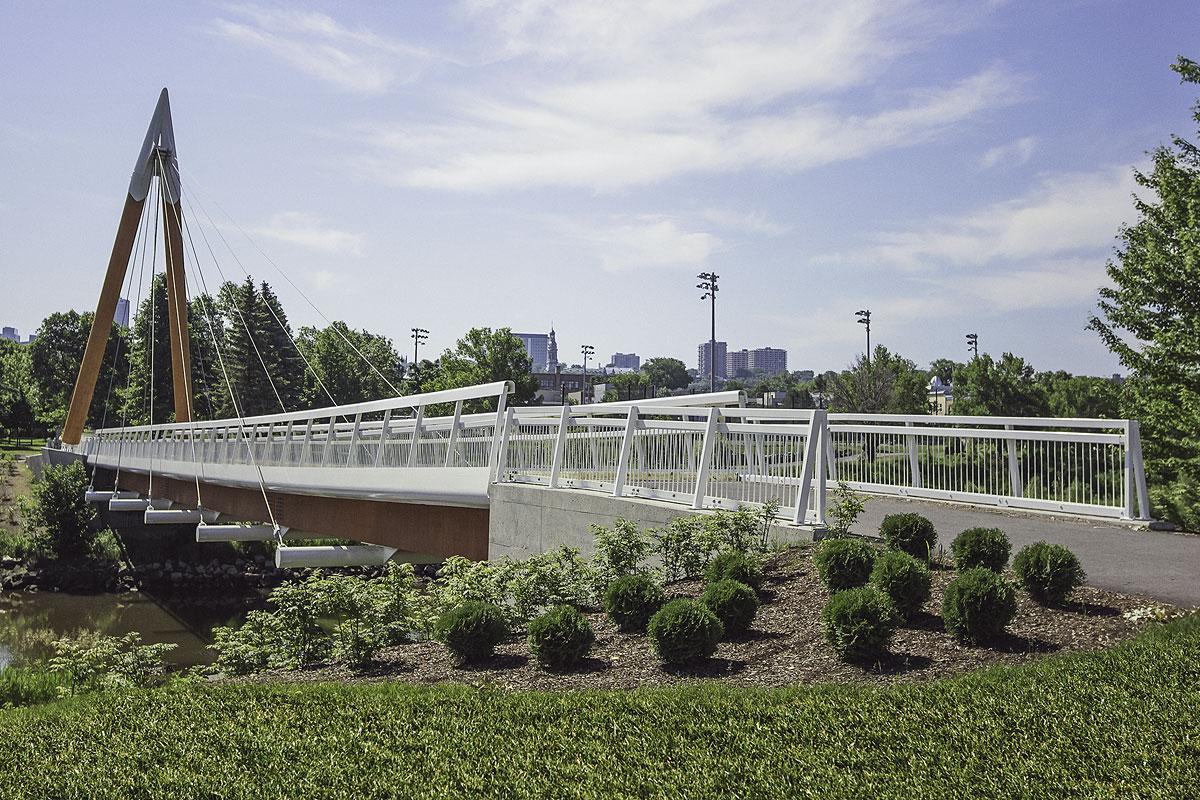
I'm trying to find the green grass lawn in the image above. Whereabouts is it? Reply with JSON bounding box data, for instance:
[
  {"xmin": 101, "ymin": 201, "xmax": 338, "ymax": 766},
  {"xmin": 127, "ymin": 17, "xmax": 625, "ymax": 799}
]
[
  {"xmin": 0, "ymin": 437, "xmax": 46, "ymax": 457},
  {"xmin": 0, "ymin": 614, "xmax": 1197, "ymax": 799}
]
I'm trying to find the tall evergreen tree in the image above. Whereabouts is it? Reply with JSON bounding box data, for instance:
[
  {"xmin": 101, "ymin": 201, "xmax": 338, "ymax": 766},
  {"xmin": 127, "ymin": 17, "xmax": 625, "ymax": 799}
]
[
  {"xmin": 125, "ymin": 273, "xmax": 174, "ymax": 425},
  {"xmin": 1090, "ymin": 56, "xmax": 1200, "ymax": 528}
]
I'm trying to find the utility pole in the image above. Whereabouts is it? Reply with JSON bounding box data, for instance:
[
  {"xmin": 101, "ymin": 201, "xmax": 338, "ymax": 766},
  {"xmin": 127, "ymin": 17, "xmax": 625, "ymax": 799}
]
[
  {"xmin": 697, "ymin": 272, "xmax": 719, "ymax": 391},
  {"xmin": 966, "ymin": 332, "xmax": 978, "ymax": 359},
  {"xmin": 581, "ymin": 344, "xmax": 594, "ymax": 404},
  {"xmin": 856, "ymin": 309, "xmax": 871, "ymax": 363},
  {"xmin": 411, "ymin": 327, "xmax": 429, "ymax": 366}
]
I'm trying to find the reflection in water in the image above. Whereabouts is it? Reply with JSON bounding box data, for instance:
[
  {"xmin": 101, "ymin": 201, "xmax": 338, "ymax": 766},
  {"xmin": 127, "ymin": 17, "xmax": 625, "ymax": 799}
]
[{"xmin": 0, "ymin": 591, "xmax": 253, "ymax": 668}]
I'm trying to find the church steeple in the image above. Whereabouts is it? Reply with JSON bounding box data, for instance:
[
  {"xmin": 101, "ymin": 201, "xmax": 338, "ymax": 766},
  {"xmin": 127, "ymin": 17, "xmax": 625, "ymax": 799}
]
[{"xmin": 547, "ymin": 325, "xmax": 558, "ymax": 370}]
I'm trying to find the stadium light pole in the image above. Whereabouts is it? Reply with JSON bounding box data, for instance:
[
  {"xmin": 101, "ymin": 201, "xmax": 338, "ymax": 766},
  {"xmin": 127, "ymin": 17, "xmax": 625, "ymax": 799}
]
[
  {"xmin": 856, "ymin": 309, "xmax": 871, "ymax": 363},
  {"xmin": 698, "ymin": 272, "xmax": 720, "ymax": 391},
  {"xmin": 411, "ymin": 327, "xmax": 429, "ymax": 366},
  {"xmin": 966, "ymin": 332, "xmax": 979, "ymax": 359},
  {"xmin": 581, "ymin": 344, "xmax": 594, "ymax": 404}
]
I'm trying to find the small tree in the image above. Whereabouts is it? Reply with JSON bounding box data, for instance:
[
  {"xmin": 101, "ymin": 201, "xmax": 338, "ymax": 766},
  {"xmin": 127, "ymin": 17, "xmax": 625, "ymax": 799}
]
[
  {"xmin": 22, "ymin": 461, "xmax": 113, "ymax": 563},
  {"xmin": 1089, "ymin": 56, "xmax": 1200, "ymax": 528}
]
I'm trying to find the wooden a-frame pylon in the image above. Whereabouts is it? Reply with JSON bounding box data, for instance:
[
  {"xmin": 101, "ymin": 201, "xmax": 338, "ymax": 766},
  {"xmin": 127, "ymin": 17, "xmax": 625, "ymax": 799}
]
[{"xmin": 62, "ymin": 88, "xmax": 192, "ymax": 445}]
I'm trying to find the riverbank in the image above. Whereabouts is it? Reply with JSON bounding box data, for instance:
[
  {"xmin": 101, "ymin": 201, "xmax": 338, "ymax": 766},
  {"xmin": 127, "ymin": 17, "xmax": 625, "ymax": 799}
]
[{"xmin": 0, "ymin": 613, "xmax": 1196, "ymax": 798}]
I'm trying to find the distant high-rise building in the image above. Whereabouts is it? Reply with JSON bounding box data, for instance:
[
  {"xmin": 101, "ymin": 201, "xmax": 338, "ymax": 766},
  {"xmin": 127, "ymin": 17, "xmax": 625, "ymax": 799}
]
[
  {"xmin": 1, "ymin": 327, "xmax": 18, "ymax": 342},
  {"xmin": 514, "ymin": 331, "xmax": 551, "ymax": 371},
  {"xmin": 698, "ymin": 340, "xmax": 728, "ymax": 381},
  {"xmin": 726, "ymin": 349, "xmax": 750, "ymax": 378},
  {"xmin": 114, "ymin": 297, "xmax": 130, "ymax": 328},
  {"xmin": 609, "ymin": 352, "xmax": 640, "ymax": 370},
  {"xmin": 748, "ymin": 347, "xmax": 788, "ymax": 375}
]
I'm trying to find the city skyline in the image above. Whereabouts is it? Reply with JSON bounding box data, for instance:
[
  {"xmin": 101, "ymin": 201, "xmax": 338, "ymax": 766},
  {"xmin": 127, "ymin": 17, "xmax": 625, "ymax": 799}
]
[{"xmin": 2, "ymin": 3, "xmax": 1197, "ymax": 377}]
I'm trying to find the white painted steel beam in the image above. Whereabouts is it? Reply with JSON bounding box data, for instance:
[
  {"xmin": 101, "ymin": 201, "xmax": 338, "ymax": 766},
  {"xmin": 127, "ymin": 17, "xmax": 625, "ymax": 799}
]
[
  {"xmin": 275, "ymin": 544, "xmax": 397, "ymax": 569},
  {"xmin": 196, "ymin": 523, "xmax": 281, "ymax": 543},
  {"xmin": 85, "ymin": 490, "xmax": 138, "ymax": 503}
]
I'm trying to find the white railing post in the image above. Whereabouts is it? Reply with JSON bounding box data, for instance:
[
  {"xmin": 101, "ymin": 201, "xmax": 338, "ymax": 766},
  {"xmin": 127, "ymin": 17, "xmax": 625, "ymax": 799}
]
[
  {"xmin": 793, "ymin": 410, "xmax": 823, "ymax": 525},
  {"xmin": 406, "ymin": 406, "xmax": 425, "ymax": 468},
  {"xmin": 320, "ymin": 418, "xmax": 335, "ymax": 466},
  {"xmin": 1005, "ymin": 424, "xmax": 1023, "ymax": 498},
  {"xmin": 612, "ymin": 406, "xmax": 639, "ymax": 497},
  {"xmin": 905, "ymin": 421, "xmax": 922, "ymax": 489},
  {"xmin": 825, "ymin": 430, "xmax": 837, "ymax": 482},
  {"xmin": 488, "ymin": 389, "xmax": 510, "ymax": 483},
  {"xmin": 1127, "ymin": 420, "xmax": 1150, "ymax": 521},
  {"xmin": 549, "ymin": 405, "xmax": 570, "ymax": 489},
  {"xmin": 494, "ymin": 406, "xmax": 516, "ymax": 483},
  {"xmin": 691, "ymin": 408, "xmax": 720, "ymax": 510},
  {"xmin": 373, "ymin": 409, "xmax": 392, "ymax": 468},
  {"xmin": 346, "ymin": 414, "xmax": 363, "ymax": 467},
  {"xmin": 299, "ymin": 419, "xmax": 314, "ymax": 466},
  {"xmin": 444, "ymin": 400, "xmax": 463, "ymax": 468},
  {"xmin": 813, "ymin": 410, "xmax": 828, "ymax": 526}
]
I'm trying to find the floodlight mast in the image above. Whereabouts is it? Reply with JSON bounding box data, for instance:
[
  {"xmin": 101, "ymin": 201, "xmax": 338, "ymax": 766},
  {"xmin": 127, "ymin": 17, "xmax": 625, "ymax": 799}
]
[{"xmin": 698, "ymin": 272, "xmax": 719, "ymax": 391}]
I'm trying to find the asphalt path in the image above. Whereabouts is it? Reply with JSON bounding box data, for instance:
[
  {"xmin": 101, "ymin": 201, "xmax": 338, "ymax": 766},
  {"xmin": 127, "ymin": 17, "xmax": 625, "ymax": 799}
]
[{"xmin": 851, "ymin": 496, "xmax": 1200, "ymax": 608}]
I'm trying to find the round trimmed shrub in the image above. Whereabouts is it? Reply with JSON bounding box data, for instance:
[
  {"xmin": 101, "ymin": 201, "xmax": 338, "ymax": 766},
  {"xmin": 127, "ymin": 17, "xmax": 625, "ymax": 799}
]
[
  {"xmin": 951, "ymin": 527, "xmax": 1011, "ymax": 572},
  {"xmin": 880, "ymin": 513, "xmax": 938, "ymax": 561},
  {"xmin": 942, "ymin": 567, "xmax": 1017, "ymax": 644},
  {"xmin": 647, "ymin": 599, "xmax": 723, "ymax": 664},
  {"xmin": 1013, "ymin": 542, "xmax": 1086, "ymax": 604},
  {"xmin": 434, "ymin": 601, "xmax": 507, "ymax": 664},
  {"xmin": 527, "ymin": 605, "xmax": 595, "ymax": 670},
  {"xmin": 821, "ymin": 586, "xmax": 898, "ymax": 662},
  {"xmin": 813, "ymin": 538, "xmax": 876, "ymax": 591},
  {"xmin": 604, "ymin": 574, "xmax": 665, "ymax": 633},
  {"xmin": 701, "ymin": 579, "xmax": 760, "ymax": 637},
  {"xmin": 704, "ymin": 550, "xmax": 763, "ymax": 592},
  {"xmin": 869, "ymin": 549, "xmax": 932, "ymax": 620}
]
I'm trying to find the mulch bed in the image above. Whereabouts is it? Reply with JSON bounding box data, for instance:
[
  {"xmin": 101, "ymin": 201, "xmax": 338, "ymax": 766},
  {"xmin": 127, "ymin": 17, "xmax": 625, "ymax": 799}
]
[{"xmin": 253, "ymin": 547, "xmax": 1184, "ymax": 691}]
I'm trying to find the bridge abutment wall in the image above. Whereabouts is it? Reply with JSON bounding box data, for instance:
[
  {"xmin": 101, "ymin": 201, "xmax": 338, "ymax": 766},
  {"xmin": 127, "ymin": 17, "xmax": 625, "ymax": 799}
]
[{"xmin": 487, "ymin": 483, "xmax": 815, "ymax": 561}]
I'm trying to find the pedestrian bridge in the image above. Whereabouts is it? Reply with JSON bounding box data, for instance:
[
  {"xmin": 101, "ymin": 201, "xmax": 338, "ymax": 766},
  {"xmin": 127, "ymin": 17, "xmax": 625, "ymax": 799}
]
[{"xmin": 62, "ymin": 380, "xmax": 1151, "ymax": 569}]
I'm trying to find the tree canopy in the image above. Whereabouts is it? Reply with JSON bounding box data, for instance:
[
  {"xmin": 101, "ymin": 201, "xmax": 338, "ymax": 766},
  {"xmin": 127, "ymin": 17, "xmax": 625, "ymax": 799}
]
[
  {"xmin": 641, "ymin": 357, "xmax": 690, "ymax": 390},
  {"xmin": 829, "ymin": 345, "xmax": 928, "ymax": 414},
  {"xmin": 1089, "ymin": 56, "xmax": 1200, "ymax": 528},
  {"xmin": 423, "ymin": 327, "xmax": 538, "ymax": 410}
]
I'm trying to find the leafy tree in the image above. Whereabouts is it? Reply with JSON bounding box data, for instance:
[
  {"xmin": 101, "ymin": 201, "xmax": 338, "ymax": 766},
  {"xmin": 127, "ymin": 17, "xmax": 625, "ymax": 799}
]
[
  {"xmin": 0, "ymin": 339, "xmax": 37, "ymax": 440},
  {"xmin": 951, "ymin": 353, "xmax": 1048, "ymax": 417},
  {"xmin": 296, "ymin": 322, "xmax": 406, "ymax": 407},
  {"xmin": 423, "ymin": 327, "xmax": 538, "ymax": 410},
  {"xmin": 929, "ymin": 358, "xmax": 963, "ymax": 385},
  {"xmin": 642, "ymin": 357, "xmax": 690, "ymax": 390},
  {"xmin": 830, "ymin": 345, "xmax": 928, "ymax": 414},
  {"xmin": 607, "ymin": 372, "xmax": 649, "ymax": 400},
  {"xmin": 27, "ymin": 311, "xmax": 127, "ymax": 431},
  {"xmin": 1036, "ymin": 371, "xmax": 1121, "ymax": 419},
  {"xmin": 1089, "ymin": 56, "xmax": 1200, "ymax": 527}
]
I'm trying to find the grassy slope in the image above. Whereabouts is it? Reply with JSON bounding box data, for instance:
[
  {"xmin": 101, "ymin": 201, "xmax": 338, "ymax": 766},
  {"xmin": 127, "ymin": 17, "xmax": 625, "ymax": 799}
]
[{"xmin": 0, "ymin": 616, "xmax": 1197, "ymax": 799}]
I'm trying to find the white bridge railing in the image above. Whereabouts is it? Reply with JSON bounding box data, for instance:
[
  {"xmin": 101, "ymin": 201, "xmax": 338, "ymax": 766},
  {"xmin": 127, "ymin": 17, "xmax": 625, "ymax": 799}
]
[
  {"xmin": 496, "ymin": 407, "xmax": 1151, "ymax": 524},
  {"xmin": 78, "ymin": 380, "xmax": 1152, "ymax": 523},
  {"xmin": 826, "ymin": 414, "xmax": 1150, "ymax": 521},
  {"xmin": 496, "ymin": 404, "xmax": 828, "ymax": 525}
]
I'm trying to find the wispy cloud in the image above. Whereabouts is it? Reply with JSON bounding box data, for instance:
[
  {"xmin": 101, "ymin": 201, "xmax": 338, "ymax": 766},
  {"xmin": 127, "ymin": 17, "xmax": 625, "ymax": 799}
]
[
  {"xmin": 557, "ymin": 214, "xmax": 721, "ymax": 271},
  {"xmin": 701, "ymin": 209, "xmax": 791, "ymax": 236},
  {"xmin": 211, "ymin": 5, "xmax": 437, "ymax": 94},
  {"xmin": 980, "ymin": 135, "xmax": 1036, "ymax": 169},
  {"xmin": 352, "ymin": 0, "xmax": 1021, "ymax": 191},
  {"xmin": 254, "ymin": 212, "xmax": 365, "ymax": 256},
  {"xmin": 823, "ymin": 166, "xmax": 1136, "ymax": 271}
]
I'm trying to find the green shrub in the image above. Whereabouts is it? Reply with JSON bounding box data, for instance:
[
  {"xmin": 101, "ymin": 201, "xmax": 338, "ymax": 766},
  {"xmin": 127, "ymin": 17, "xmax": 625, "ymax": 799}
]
[
  {"xmin": 701, "ymin": 579, "xmax": 760, "ymax": 637},
  {"xmin": 879, "ymin": 513, "xmax": 938, "ymax": 560},
  {"xmin": 435, "ymin": 601, "xmax": 508, "ymax": 664},
  {"xmin": 590, "ymin": 518, "xmax": 654, "ymax": 595},
  {"xmin": 603, "ymin": 574, "xmax": 665, "ymax": 633},
  {"xmin": 821, "ymin": 586, "xmax": 898, "ymax": 662},
  {"xmin": 869, "ymin": 550, "xmax": 931, "ymax": 620},
  {"xmin": 48, "ymin": 632, "xmax": 176, "ymax": 695},
  {"xmin": 0, "ymin": 666, "xmax": 70, "ymax": 708},
  {"xmin": 942, "ymin": 568, "xmax": 1017, "ymax": 644},
  {"xmin": 813, "ymin": 538, "xmax": 876, "ymax": 591},
  {"xmin": 951, "ymin": 528, "xmax": 1011, "ymax": 572},
  {"xmin": 647, "ymin": 599, "xmax": 723, "ymax": 664},
  {"xmin": 22, "ymin": 462, "xmax": 117, "ymax": 564},
  {"xmin": 527, "ymin": 605, "xmax": 596, "ymax": 669},
  {"xmin": 652, "ymin": 516, "xmax": 714, "ymax": 582},
  {"xmin": 1013, "ymin": 542, "xmax": 1086, "ymax": 604},
  {"xmin": 704, "ymin": 550, "xmax": 763, "ymax": 592}
]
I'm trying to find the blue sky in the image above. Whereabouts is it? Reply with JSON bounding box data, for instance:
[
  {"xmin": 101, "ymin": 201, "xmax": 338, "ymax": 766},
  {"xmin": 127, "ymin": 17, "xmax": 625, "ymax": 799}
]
[{"xmin": 2, "ymin": 1, "xmax": 1197, "ymax": 376}]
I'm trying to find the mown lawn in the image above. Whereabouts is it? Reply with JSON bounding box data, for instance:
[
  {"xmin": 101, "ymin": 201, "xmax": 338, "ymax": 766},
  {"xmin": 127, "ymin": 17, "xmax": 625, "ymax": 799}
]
[{"xmin": 0, "ymin": 615, "xmax": 1197, "ymax": 799}]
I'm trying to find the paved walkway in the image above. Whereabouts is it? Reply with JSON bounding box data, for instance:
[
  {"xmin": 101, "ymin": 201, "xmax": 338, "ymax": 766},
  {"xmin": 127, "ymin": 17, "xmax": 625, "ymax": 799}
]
[{"xmin": 851, "ymin": 497, "xmax": 1200, "ymax": 608}]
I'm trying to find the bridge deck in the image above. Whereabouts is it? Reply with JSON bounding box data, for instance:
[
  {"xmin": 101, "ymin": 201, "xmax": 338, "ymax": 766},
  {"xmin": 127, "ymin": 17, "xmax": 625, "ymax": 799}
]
[{"xmin": 854, "ymin": 497, "xmax": 1200, "ymax": 607}]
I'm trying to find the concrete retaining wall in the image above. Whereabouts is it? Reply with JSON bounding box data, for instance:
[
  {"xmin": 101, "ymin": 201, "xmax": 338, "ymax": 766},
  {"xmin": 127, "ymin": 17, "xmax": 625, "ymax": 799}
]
[{"xmin": 488, "ymin": 482, "xmax": 816, "ymax": 560}]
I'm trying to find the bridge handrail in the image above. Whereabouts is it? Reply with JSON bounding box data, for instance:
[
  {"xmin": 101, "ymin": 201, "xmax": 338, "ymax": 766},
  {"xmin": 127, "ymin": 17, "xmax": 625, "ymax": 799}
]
[
  {"xmin": 829, "ymin": 413, "xmax": 1129, "ymax": 431},
  {"xmin": 90, "ymin": 381, "xmax": 513, "ymax": 435}
]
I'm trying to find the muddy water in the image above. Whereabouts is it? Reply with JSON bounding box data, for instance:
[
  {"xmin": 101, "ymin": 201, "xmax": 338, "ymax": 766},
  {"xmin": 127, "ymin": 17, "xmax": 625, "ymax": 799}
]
[{"xmin": 0, "ymin": 590, "xmax": 249, "ymax": 668}]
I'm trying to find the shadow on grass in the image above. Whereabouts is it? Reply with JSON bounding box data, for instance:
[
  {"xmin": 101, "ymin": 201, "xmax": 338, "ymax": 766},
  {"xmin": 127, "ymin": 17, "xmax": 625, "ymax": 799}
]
[{"xmin": 457, "ymin": 653, "xmax": 530, "ymax": 672}]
